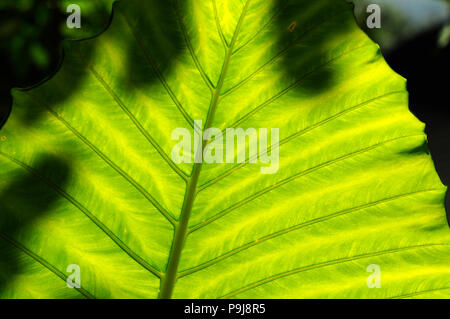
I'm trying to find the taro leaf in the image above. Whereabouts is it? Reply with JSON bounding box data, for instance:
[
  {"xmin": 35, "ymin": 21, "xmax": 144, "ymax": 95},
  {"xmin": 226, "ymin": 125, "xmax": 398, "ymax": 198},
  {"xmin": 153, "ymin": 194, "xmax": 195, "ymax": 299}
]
[{"xmin": 0, "ymin": 0, "xmax": 449, "ymax": 299}]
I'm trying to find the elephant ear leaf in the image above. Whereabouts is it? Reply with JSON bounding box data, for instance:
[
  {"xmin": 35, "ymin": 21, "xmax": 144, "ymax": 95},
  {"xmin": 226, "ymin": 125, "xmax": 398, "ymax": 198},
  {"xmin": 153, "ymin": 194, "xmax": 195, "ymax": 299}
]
[{"xmin": 0, "ymin": 0, "xmax": 449, "ymax": 299}]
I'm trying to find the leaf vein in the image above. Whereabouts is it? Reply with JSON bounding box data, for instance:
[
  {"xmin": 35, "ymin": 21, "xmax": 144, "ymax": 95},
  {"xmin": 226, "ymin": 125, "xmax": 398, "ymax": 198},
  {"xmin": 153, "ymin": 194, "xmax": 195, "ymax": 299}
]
[
  {"xmin": 120, "ymin": 10, "xmax": 194, "ymax": 128},
  {"xmin": 231, "ymin": 1, "xmax": 288, "ymax": 56},
  {"xmin": 174, "ymin": 0, "xmax": 216, "ymax": 91},
  {"xmin": 179, "ymin": 188, "xmax": 441, "ymax": 278},
  {"xmin": 198, "ymin": 91, "xmax": 405, "ymax": 191},
  {"xmin": 221, "ymin": 10, "xmax": 348, "ymax": 97},
  {"xmin": 212, "ymin": 0, "xmax": 229, "ymax": 49},
  {"xmin": 25, "ymin": 92, "xmax": 176, "ymax": 226},
  {"xmin": 159, "ymin": 0, "xmax": 252, "ymax": 299},
  {"xmin": 0, "ymin": 233, "xmax": 95, "ymax": 299},
  {"xmin": 220, "ymin": 243, "xmax": 450, "ymax": 298},
  {"xmin": 0, "ymin": 151, "xmax": 163, "ymax": 279},
  {"xmin": 190, "ymin": 134, "xmax": 424, "ymax": 232},
  {"xmin": 227, "ymin": 43, "xmax": 373, "ymax": 130},
  {"xmin": 390, "ymin": 287, "xmax": 450, "ymax": 299},
  {"xmin": 74, "ymin": 48, "xmax": 189, "ymax": 182}
]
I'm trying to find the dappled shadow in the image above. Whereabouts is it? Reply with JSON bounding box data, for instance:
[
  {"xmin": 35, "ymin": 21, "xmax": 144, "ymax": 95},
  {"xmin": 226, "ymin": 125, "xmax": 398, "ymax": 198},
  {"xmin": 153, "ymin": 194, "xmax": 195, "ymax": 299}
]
[
  {"xmin": 17, "ymin": 3, "xmax": 113, "ymax": 125},
  {"xmin": 0, "ymin": 0, "xmax": 114, "ymax": 127},
  {"xmin": 0, "ymin": 0, "xmax": 115, "ymax": 296},
  {"xmin": 273, "ymin": 0, "xmax": 356, "ymax": 94},
  {"xmin": 1, "ymin": 0, "xmax": 447, "ymax": 296},
  {"xmin": 0, "ymin": 0, "xmax": 187, "ymax": 295},
  {"xmin": 0, "ymin": 0, "xmax": 62, "ymax": 129},
  {"xmin": 272, "ymin": 0, "xmax": 450, "ymax": 225},
  {"xmin": 0, "ymin": 155, "xmax": 71, "ymax": 295},
  {"xmin": 123, "ymin": 1, "xmax": 184, "ymax": 89}
]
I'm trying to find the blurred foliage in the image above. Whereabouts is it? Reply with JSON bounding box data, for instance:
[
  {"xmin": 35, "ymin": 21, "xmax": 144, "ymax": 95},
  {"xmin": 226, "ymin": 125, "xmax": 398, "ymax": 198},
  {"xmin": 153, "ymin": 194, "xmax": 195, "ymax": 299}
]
[
  {"xmin": 0, "ymin": 0, "xmax": 58, "ymax": 80},
  {"xmin": 438, "ymin": 24, "xmax": 450, "ymax": 47},
  {"xmin": 0, "ymin": 0, "xmax": 115, "ymax": 87},
  {"xmin": 352, "ymin": 0, "xmax": 450, "ymax": 52}
]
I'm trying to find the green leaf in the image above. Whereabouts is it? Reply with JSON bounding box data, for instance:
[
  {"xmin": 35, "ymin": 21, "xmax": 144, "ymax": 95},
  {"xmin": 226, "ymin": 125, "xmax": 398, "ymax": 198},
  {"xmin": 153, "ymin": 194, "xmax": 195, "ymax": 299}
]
[{"xmin": 1, "ymin": 0, "xmax": 449, "ymax": 299}]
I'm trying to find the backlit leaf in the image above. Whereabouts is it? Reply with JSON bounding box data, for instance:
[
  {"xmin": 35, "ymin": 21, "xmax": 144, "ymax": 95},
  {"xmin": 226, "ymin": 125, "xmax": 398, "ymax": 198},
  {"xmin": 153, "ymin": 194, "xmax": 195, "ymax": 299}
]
[{"xmin": 0, "ymin": 0, "xmax": 449, "ymax": 298}]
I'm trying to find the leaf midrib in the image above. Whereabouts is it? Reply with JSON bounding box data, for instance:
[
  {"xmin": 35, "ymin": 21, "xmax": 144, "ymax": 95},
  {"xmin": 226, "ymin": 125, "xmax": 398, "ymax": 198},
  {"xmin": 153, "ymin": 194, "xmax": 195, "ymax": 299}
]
[{"xmin": 158, "ymin": 0, "xmax": 251, "ymax": 299}]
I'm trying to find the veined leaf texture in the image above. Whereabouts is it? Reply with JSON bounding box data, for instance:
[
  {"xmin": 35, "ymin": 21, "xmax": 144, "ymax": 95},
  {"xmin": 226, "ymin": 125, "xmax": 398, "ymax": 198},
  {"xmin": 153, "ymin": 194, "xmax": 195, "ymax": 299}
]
[{"xmin": 0, "ymin": 0, "xmax": 449, "ymax": 298}]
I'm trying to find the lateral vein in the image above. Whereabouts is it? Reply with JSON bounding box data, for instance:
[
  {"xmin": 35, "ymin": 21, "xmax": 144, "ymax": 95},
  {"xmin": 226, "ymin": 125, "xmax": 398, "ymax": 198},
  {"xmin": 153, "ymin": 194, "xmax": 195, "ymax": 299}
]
[
  {"xmin": 0, "ymin": 151, "xmax": 164, "ymax": 280},
  {"xmin": 0, "ymin": 232, "xmax": 95, "ymax": 299},
  {"xmin": 174, "ymin": 0, "xmax": 215, "ymax": 91},
  {"xmin": 120, "ymin": 11, "xmax": 195, "ymax": 129},
  {"xmin": 197, "ymin": 91, "xmax": 405, "ymax": 191},
  {"xmin": 220, "ymin": 243, "xmax": 450, "ymax": 298},
  {"xmin": 190, "ymin": 134, "xmax": 425, "ymax": 232},
  {"xmin": 74, "ymin": 48, "xmax": 189, "ymax": 183},
  {"xmin": 24, "ymin": 92, "xmax": 177, "ymax": 226},
  {"xmin": 179, "ymin": 188, "xmax": 441, "ymax": 277}
]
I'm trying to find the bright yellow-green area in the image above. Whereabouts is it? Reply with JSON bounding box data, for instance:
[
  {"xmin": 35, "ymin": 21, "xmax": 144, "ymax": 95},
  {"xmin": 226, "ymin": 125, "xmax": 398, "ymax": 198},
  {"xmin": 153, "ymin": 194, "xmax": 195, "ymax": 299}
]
[{"xmin": 0, "ymin": 0, "xmax": 449, "ymax": 299}]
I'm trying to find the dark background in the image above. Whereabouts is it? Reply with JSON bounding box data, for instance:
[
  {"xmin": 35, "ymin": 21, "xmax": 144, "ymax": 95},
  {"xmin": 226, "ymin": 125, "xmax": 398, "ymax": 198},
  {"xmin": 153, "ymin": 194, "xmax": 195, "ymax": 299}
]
[{"xmin": 0, "ymin": 0, "xmax": 449, "ymax": 222}]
